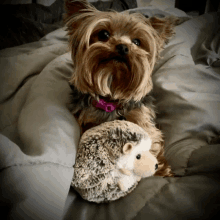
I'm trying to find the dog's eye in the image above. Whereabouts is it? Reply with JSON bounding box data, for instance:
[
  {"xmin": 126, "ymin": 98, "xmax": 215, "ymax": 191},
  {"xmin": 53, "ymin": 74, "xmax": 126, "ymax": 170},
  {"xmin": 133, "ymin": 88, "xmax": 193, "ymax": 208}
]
[
  {"xmin": 98, "ymin": 30, "xmax": 110, "ymax": 41},
  {"xmin": 136, "ymin": 154, "xmax": 141, "ymax": 160},
  {"xmin": 132, "ymin": 39, "xmax": 140, "ymax": 46}
]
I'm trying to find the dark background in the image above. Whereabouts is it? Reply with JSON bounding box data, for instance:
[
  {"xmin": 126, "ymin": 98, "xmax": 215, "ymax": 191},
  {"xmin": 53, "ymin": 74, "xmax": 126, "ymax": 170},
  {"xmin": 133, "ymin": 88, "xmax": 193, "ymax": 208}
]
[{"xmin": 0, "ymin": 0, "xmax": 137, "ymax": 50}]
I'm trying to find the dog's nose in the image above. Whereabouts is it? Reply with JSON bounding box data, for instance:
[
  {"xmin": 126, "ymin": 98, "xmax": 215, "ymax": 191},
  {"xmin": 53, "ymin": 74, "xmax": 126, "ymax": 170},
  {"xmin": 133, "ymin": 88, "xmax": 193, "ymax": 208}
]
[{"xmin": 116, "ymin": 44, "xmax": 129, "ymax": 56}]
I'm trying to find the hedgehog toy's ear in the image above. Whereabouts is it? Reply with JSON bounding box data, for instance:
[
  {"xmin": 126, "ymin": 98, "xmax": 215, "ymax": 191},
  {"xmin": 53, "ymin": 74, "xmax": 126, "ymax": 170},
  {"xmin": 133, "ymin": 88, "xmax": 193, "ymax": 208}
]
[{"xmin": 123, "ymin": 143, "xmax": 133, "ymax": 154}]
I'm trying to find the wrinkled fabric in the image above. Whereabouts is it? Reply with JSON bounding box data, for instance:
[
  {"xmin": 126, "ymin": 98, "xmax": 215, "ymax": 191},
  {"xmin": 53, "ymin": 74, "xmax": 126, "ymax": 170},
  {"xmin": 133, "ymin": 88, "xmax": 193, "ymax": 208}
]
[{"xmin": 0, "ymin": 6, "xmax": 220, "ymax": 220}]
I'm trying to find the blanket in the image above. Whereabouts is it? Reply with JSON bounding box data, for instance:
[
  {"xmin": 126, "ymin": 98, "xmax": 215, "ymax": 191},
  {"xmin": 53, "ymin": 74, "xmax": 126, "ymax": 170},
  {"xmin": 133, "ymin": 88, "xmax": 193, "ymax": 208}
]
[{"xmin": 0, "ymin": 6, "xmax": 220, "ymax": 220}]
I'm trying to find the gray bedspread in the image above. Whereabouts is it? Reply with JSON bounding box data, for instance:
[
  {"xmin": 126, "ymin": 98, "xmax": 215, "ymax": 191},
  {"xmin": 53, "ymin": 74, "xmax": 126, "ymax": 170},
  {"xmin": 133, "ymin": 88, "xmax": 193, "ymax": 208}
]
[{"xmin": 0, "ymin": 6, "xmax": 220, "ymax": 220}]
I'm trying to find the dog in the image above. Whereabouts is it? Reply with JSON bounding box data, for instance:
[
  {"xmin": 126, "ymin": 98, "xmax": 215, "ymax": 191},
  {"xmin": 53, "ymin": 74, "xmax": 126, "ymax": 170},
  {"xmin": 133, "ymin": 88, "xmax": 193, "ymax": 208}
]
[{"xmin": 63, "ymin": 0, "xmax": 179, "ymax": 177}]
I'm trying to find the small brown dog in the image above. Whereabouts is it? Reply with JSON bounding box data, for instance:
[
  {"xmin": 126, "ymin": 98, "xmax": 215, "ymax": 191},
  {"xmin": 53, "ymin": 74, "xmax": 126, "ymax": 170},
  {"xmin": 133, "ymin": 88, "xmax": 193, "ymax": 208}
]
[{"xmin": 64, "ymin": 0, "xmax": 178, "ymax": 177}]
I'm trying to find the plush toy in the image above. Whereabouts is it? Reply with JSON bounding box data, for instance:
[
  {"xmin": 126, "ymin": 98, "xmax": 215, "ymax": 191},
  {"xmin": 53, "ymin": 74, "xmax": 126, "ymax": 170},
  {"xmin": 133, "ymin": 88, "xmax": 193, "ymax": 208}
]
[{"xmin": 71, "ymin": 120, "xmax": 158, "ymax": 203}]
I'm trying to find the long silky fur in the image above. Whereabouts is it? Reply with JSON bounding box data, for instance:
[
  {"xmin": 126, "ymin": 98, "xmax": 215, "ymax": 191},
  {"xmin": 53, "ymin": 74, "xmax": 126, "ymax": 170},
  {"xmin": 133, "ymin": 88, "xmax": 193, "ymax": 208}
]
[{"xmin": 64, "ymin": 0, "xmax": 177, "ymax": 177}]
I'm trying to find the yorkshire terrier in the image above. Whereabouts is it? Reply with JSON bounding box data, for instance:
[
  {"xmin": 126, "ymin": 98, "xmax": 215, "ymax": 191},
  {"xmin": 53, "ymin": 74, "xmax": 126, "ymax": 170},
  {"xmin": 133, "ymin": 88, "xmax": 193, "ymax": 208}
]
[{"xmin": 63, "ymin": 0, "xmax": 180, "ymax": 177}]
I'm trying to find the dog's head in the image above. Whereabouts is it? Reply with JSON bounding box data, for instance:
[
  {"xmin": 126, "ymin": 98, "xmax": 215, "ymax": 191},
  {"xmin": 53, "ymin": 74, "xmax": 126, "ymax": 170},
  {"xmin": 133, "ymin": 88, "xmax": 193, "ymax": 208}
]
[{"xmin": 64, "ymin": 0, "xmax": 177, "ymax": 103}]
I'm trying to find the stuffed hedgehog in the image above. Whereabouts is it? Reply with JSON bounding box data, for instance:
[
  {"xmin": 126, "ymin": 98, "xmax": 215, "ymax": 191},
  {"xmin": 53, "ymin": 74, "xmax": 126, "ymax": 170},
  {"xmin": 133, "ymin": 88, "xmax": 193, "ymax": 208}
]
[{"xmin": 71, "ymin": 120, "xmax": 158, "ymax": 203}]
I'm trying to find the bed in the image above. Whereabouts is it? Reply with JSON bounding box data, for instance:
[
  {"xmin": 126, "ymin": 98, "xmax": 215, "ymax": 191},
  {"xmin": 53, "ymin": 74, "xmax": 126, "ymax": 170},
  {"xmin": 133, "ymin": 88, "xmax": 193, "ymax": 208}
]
[{"xmin": 0, "ymin": 1, "xmax": 220, "ymax": 219}]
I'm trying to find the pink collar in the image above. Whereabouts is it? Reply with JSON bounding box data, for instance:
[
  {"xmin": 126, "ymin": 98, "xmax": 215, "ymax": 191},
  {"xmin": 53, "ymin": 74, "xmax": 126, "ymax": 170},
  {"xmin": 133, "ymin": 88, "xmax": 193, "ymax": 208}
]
[{"xmin": 92, "ymin": 98, "xmax": 118, "ymax": 112}]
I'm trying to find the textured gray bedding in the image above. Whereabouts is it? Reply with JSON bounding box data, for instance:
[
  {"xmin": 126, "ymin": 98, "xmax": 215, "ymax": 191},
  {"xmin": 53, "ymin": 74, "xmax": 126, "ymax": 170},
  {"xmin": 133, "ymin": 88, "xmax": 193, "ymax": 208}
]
[{"xmin": 0, "ymin": 6, "xmax": 220, "ymax": 220}]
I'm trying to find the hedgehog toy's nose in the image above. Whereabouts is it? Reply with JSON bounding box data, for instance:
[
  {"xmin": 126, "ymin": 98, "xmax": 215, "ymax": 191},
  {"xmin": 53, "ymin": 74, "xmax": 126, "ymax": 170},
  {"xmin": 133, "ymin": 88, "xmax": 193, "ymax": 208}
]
[{"xmin": 155, "ymin": 163, "xmax": 158, "ymax": 170}]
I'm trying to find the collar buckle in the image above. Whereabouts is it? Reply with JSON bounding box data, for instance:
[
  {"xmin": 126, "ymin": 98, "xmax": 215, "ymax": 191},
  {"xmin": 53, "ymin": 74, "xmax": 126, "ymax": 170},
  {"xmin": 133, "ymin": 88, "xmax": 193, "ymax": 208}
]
[{"xmin": 92, "ymin": 98, "xmax": 117, "ymax": 112}]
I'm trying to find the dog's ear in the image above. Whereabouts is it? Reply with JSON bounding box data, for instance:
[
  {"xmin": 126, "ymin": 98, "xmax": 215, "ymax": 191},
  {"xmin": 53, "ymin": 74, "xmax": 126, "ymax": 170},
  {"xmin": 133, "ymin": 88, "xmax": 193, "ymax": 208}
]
[
  {"xmin": 63, "ymin": 0, "xmax": 97, "ymax": 22},
  {"xmin": 149, "ymin": 16, "xmax": 179, "ymax": 44}
]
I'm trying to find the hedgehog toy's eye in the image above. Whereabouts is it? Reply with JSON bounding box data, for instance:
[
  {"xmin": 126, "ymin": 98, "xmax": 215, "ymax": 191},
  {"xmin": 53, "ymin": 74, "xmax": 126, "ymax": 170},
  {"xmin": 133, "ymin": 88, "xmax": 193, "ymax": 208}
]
[
  {"xmin": 136, "ymin": 154, "xmax": 141, "ymax": 160},
  {"xmin": 155, "ymin": 163, "xmax": 158, "ymax": 170}
]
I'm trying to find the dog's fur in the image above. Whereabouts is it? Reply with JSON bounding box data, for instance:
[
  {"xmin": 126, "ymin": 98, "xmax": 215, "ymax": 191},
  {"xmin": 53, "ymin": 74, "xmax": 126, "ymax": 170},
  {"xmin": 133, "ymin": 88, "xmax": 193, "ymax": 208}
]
[{"xmin": 64, "ymin": 0, "xmax": 179, "ymax": 177}]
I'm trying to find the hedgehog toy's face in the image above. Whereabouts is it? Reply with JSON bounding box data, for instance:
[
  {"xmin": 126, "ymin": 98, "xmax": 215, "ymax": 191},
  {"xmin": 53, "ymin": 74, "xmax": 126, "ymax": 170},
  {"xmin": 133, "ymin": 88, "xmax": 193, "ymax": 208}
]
[{"xmin": 117, "ymin": 138, "xmax": 158, "ymax": 178}]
